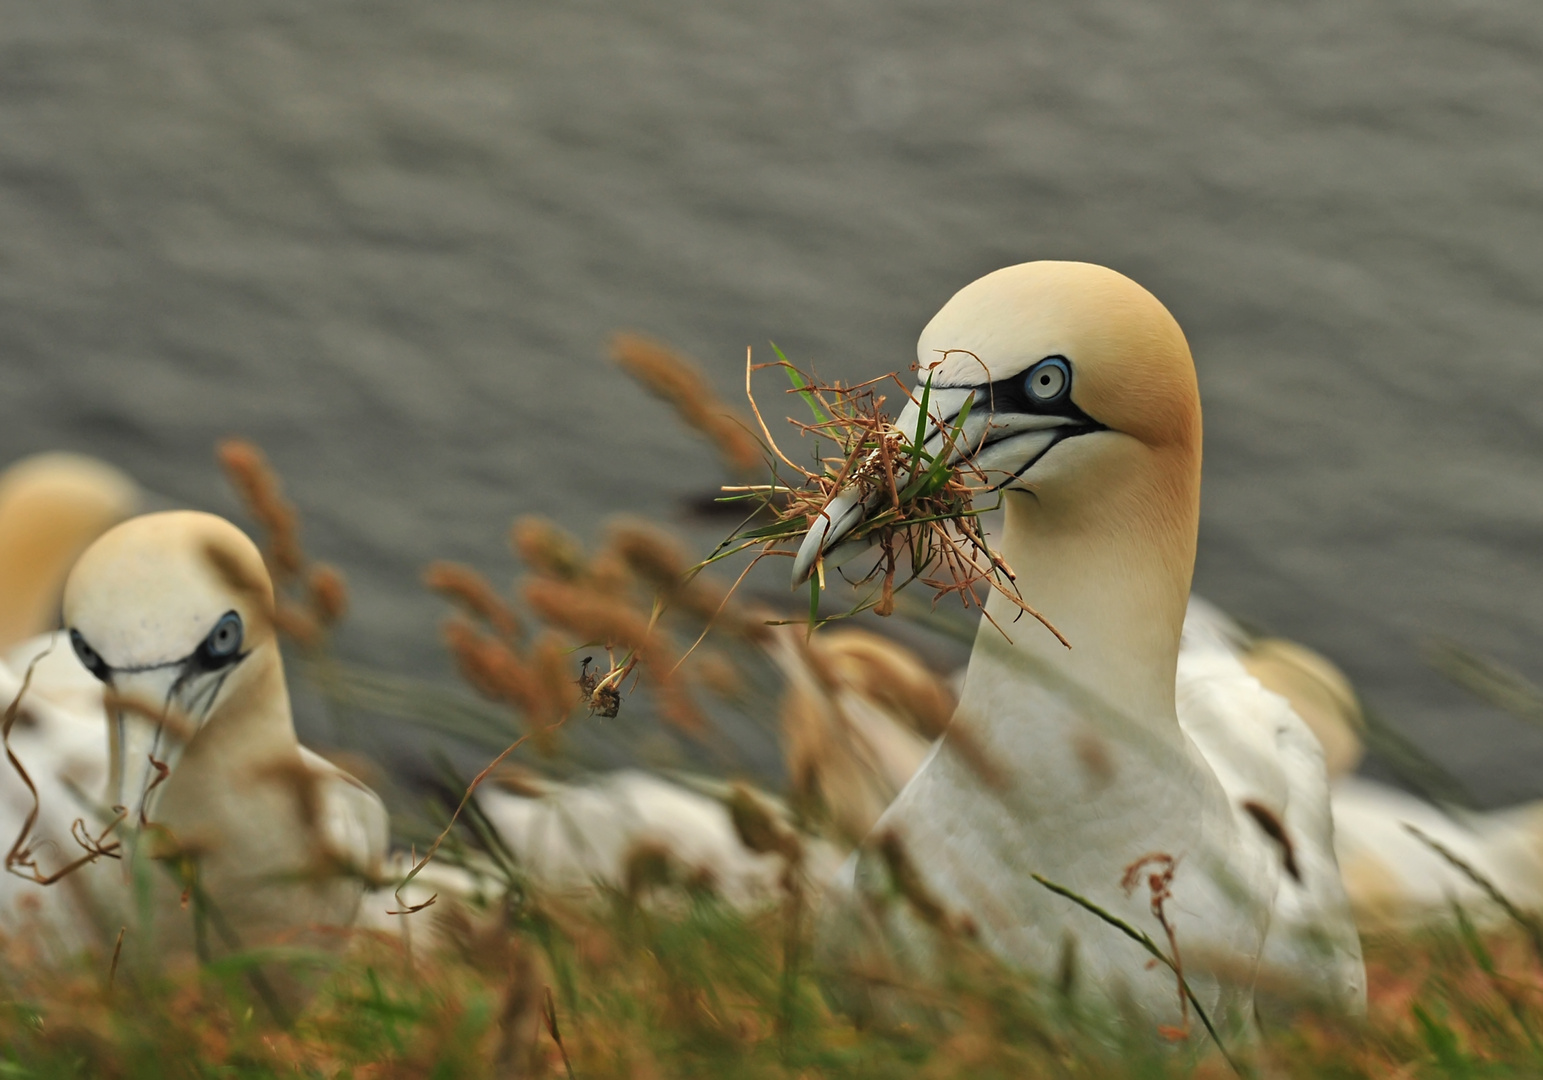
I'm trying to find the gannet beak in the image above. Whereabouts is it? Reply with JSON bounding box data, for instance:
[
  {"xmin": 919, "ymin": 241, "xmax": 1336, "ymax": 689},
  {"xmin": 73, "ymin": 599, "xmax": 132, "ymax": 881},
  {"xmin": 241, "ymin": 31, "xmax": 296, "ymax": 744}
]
[
  {"xmin": 789, "ymin": 380, "xmax": 1101, "ymax": 588},
  {"xmin": 789, "ymin": 486, "xmax": 868, "ymax": 587},
  {"xmin": 106, "ymin": 663, "xmax": 223, "ymax": 818},
  {"xmin": 790, "ymin": 387, "xmax": 983, "ymax": 586}
]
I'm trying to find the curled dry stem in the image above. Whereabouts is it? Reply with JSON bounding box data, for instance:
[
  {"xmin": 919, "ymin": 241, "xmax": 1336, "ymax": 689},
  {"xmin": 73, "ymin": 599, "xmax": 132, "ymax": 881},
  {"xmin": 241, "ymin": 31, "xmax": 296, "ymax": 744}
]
[
  {"xmin": 388, "ymin": 715, "xmax": 574, "ymax": 915},
  {"xmin": 3, "ymin": 642, "xmax": 127, "ymax": 885}
]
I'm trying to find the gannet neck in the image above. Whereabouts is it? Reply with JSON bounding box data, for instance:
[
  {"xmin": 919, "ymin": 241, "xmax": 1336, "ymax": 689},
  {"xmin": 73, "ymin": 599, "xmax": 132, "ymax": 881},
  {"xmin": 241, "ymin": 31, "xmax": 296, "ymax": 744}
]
[
  {"xmin": 978, "ymin": 429, "xmax": 1200, "ymax": 728},
  {"xmin": 184, "ymin": 645, "xmax": 298, "ymax": 768}
]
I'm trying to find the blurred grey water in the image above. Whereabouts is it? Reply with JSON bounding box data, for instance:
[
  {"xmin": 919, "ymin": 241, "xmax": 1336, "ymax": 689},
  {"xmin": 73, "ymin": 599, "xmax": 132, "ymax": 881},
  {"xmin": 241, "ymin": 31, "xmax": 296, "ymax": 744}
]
[{"xmin": 2, "ymin": 0, "xmax": 1542, "ymax": 802}]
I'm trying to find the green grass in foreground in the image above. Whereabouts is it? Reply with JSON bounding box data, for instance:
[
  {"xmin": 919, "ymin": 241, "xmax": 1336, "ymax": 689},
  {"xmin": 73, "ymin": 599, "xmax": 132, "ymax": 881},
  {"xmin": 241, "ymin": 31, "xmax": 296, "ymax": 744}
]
[{"xmin": 0, "ymin": 881, "xmax": 1540, "ymax": 1079}]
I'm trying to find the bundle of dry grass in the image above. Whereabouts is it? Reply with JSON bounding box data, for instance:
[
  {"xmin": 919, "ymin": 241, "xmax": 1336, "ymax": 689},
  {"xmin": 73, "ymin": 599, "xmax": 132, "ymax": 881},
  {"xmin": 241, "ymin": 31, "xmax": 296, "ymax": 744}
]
[{"xmin": 703, "ymin": 348, "xmax": 1062, "ymax": 642}]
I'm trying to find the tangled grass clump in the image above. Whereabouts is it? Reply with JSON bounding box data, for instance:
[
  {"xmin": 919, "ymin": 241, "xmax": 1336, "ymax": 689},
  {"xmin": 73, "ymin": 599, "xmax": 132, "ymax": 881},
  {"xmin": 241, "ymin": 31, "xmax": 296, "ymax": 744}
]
[{"xmin": 692, "ymin": 347, "xmax": 1064, "ymax": 643}]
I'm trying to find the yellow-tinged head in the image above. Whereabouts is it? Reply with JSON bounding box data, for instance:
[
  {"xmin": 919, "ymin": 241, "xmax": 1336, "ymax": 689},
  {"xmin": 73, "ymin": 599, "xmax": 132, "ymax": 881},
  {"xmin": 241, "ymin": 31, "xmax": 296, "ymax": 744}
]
[
  {"xmin": 64, "ymin": 511, "xmax": 277, "ymax": 676},
  {"xmin": 63, "ymin": 511, "xmax": 284, "ymax": 813},
  {"xmin": 918, "ymin": 260, "xmax": 1199, "ymax": 456},
  {"xmin": 0, "ymin": 453, "xmax": 140, "ymax": 651},
  {"xmin": 794, "ymin": 261, "xmax": 1203, "ymax": 584}
]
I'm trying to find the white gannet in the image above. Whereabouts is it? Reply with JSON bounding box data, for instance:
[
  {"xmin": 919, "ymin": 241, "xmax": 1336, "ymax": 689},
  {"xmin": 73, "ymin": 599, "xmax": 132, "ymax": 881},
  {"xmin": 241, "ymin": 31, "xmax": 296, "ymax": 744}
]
[
  {"xmin": 59, "ymin": 511, "xmax": 389, "ymax": 970},
  {"xmin": 0, "ymin": 453, "xmax": 138, "ymax": 941},
  {"xmin": 422, "ymin": 626, "xmax": 935, "ymax": 909},
  {"xmin": 1184, "ymin": 597, "xmax": 1543, "ymax": 932},
  {"xmin": 795, "ymin": 261, "xmax": 1366, "ymax": 1029},
  {"xmin": 471, "ymin": 769, "xmax": 810, "ymax": 906}
]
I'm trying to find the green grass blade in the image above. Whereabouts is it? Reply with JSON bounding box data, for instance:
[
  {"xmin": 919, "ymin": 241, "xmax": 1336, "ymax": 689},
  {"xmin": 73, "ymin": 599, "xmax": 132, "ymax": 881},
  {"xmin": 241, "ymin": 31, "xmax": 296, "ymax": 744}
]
[
  {"xmin": 1406, "ymin": 823, "xmax": 1543, "ymax": 967},
  {"xmin": 773, "ymin": 342, "xmax": 829, "ymax": 424},
  {"xmin": 898, "ymin": 392, "xmax": 971, "ymax": 502},
  {"xmin": 1031, "ymin": 874, "xmax": 1245, "ymax": 1076},
  {"xmin": 911, "ymin": 370, "xmax": 934, "ymax": 458}
]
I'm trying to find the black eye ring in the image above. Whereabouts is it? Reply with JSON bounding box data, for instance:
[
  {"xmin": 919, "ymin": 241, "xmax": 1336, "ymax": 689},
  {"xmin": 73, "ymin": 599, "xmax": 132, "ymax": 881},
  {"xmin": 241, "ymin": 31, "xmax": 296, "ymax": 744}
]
[
  {"xmin": 1024, "ymin": 357, "xmax": 1071, "ymax": 403},
  {"xmin": 199, "ymin": 611, "xmax": 244, "ymax": 663},
  {"xmin": 69, "ymin": 629, "xmax": 111, "ymax": 683}
]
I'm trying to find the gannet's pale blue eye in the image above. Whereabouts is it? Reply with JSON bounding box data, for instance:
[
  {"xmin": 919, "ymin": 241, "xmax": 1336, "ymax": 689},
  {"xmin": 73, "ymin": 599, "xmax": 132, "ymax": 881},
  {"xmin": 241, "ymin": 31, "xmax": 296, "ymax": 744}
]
[
  {"xmin": 1025, "ymin": 357, "xmax": 1070, "ymax": 403},
  {"xmin": 204, "ymin": 611, "xmax": 244, "ymax": 660}
]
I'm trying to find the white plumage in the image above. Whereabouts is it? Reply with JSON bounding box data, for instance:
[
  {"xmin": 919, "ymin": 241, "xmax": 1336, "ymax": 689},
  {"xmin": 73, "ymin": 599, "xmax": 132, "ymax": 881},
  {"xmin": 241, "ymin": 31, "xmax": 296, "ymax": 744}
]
[
  {"xmin": 799, "ymin": 261, "xmax": 1365, "ymax": 1030},
  {"xmin": 50, "ymin": 510, "xmax": 390, "ymax": 983}
]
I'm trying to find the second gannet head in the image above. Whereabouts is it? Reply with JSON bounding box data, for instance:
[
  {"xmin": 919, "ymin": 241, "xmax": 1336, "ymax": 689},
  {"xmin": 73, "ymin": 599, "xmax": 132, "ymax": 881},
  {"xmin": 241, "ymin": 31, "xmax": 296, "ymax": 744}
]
[
  {"xmin": 62, "ymin": 511, "xmax": 288, "ymax": 820},
  {"xmin": 0, "ymin": 453, "xmax": 140, "ymax": 651}
]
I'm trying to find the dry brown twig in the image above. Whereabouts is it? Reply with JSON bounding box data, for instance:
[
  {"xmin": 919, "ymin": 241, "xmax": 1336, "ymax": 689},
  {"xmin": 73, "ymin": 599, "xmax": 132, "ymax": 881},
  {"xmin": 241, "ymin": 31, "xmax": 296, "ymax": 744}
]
[
  {"xmin": 3, "ymin": 642, "xmax": 127, "ymax": 886},
  {"xmin": 1122, "ymin": 852, "xmax": 1188, "ymax": 1040}
]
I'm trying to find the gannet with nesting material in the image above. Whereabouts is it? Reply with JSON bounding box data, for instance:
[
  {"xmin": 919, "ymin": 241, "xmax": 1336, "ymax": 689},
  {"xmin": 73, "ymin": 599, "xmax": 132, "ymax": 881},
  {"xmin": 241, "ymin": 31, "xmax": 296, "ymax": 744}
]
[
  {"xmin": 60, "ymin": 511, "xmax": 388, "ymax": 964},
  {"xmin": 796, "ymin": 261, "xmax": 1365, "ymax": 1028}
]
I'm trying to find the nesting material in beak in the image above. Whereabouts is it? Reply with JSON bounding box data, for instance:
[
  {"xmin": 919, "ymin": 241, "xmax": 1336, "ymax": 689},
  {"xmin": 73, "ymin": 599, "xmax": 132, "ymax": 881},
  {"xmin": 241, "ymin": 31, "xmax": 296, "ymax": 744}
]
[{"xmin": 702, "ymin": 353, "xmax": 1067, "ymax": 643}]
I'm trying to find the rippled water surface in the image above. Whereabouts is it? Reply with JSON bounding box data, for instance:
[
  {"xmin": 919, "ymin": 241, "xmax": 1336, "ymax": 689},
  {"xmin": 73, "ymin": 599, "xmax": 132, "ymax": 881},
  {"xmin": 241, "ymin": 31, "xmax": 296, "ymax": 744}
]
[{"xmin": 2, "ymin": 0, "xmax": 1542, "ymax": 801}]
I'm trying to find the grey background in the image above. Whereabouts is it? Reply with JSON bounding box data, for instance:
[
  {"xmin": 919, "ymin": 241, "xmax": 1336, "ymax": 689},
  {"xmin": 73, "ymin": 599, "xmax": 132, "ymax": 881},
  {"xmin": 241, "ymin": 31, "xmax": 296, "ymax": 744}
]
[{"xmin": 2, "ymin": 0, "xmax": 1541, "ymax": 802}]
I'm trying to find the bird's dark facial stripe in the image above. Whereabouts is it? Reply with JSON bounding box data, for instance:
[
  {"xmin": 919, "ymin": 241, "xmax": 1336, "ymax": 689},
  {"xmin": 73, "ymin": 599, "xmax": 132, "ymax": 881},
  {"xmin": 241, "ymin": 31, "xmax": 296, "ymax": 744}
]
[
  {"xmin": 992, "ymin": 426, "xmax": 1095, "ymax": 492},
  {"xmin": 973, "ymin": 355, "xmax": 1099, "ymax": 425},
  {"xmin": 906, "ymin": 357, "xmax": 1105, "ymax": 492},
  {"xmin": 920, "ymin": 357, "xmax": 1105, "ymax": 476},
  {"xmin": 923, "ymin": 355, "xmax": 1103, "ymax": 441},
  {"xmin": 68, "ymin": 610, "xmax": 249, "ymax": 686},
  {"xmin": 69, "ymin": 629, "xmax": 110, "ymax": 683}
]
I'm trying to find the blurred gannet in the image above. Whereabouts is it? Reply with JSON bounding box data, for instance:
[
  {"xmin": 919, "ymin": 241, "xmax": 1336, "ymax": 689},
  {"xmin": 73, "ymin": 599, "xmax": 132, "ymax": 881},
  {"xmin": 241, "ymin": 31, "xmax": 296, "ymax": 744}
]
[
  {"xmin": 457, "ymin": 626, "xmax": 931, "ymax": 906},
  {"xmin": 796, "ymin": 261, "xmax": 1365, "ymax": 1029},
  {"xmin": 473, "ymin": 769, "xmax": 809, "ymax": 906},
  {"xmin": 1184, "ymin": 598, "xmax": 1543, "ymax": 933},
  {"xmin": 419, "ymin": 627, "xmax": 933, "ymax": 909},
  {"xmin": 60, "ymin": 511, "xmax": 388, "ymax": 967},
  {"xmin": 0, "ymin": 453, "xmax": 138, "ymax": 938},
  {"xmin": 0, "ymin": 453, "xmax": 139, "ymax": 653}
]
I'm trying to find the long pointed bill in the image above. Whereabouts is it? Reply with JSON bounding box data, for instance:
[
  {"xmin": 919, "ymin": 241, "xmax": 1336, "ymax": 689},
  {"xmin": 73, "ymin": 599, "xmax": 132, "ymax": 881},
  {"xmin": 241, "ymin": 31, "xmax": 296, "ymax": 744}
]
[
  {"xmin": 790, "ymin": 384, "xmax": 1089, "ymax": 586},
  {"xmin": 791, "ymin": 387, "xmax": 981, "ymax": 586},
  {"xmin": 107, "ymin": 667, "xmax": 202, "ymax": 820}
]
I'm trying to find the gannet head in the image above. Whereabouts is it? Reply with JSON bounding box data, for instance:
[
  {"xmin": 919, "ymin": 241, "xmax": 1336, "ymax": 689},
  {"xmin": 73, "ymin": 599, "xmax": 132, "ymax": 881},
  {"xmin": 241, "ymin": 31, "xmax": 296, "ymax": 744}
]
[
  {"xmin": 0, "ymin": 453, "xmax": 140, "ymax": 651},
  {"xmin": 794, "ymin": 261, "xmax": 1201, "ymax": 582},
  {"xmin": 62, "ymin": 511, "xmax": 281, "ymax": 816}
]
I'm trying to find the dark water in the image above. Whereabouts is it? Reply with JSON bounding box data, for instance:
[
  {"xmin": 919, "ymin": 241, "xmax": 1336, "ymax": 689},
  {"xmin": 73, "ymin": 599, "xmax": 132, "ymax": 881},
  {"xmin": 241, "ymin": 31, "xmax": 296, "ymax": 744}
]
[{"xmin": 2, "ymin": 0, "xmax": 1542, "ymax": 803}]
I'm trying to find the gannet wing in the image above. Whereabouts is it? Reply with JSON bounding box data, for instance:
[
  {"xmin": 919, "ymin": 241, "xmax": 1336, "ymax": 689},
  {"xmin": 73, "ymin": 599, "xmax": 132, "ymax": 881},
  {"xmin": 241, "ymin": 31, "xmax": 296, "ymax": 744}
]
[
  {"xmin": 1256, "ymin": 695, "xmax": 1366, "ymax": 1013},
  {"xmin": 1176, "ymin": 641, "xmax": 1364, "ymax": 1012},
  {"xmin": 298, "ymin": 747, "xmax": 389, "ymax": 878}
]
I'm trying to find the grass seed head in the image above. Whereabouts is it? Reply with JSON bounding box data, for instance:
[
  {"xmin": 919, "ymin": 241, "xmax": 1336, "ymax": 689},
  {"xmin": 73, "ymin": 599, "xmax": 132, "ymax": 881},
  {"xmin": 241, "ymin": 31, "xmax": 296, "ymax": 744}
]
[
  {"xmin": 511, "ymin": 517, "xmax": 587, "ymax": 581},
  {"xmin": 726, "ymin": 784, "xmax": 801, "ymax": 864},
  {"xmin": 424, "ymin": 560, "xmax": 523, "ymax": 641},
  {"xmin": 611, "ymin": 333, "xmax": 763, "ymax": 475},
  {"xmin": 874, "ymin": 829, "xmax": 966, "ymax": 937},
  {"xmin": 216, "ymin": 439, "xmax": 303, "ymax": 582},
  {"xmin": 307, "ymin": 563, "xmax": 349, "ymax": 626}
]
